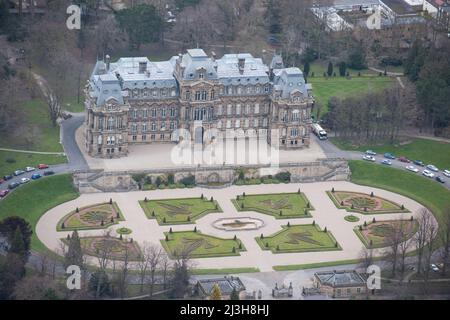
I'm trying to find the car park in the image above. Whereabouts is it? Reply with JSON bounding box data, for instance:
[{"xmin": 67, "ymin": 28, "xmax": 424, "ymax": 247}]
[
  {"xmin": 398, "ymin": 156, "xmax": 410, "ymax": 163},
  {"xmin": 14, "ymin": 170, "xmax": 25, "ymax": 176},
  {"xmin": 406, "ymin": 165, "xmax": 419, "ymax": 173},
  {"xmin": 31, "ymin": 173, "xmax": 42, "ymax": 180},
  {"xmin": 365, "ymin": 150, "xmax": 377, "ymax": 156},
  {"xmin": 423, "ymin": 170, "xmax": 435, "ymax": 178},
  {"xmin": 443, "ymin": 170, "xmax": 450, "ymax": 178},
  {"xmin": 38, "ymin": 164, "xmax": 49, "ymax": 169},
  {"xmin": 436, "ymin": 176, "xmax": 445, "ymax": 184},
  {"xmin": 8, "ymin": 182, "xmax": 20, "ymax": 189},
  {"xmin": 43, "ymin": 170, "xmax": 55, "ymax": 176},
  {"xmin": 413, "ymin": 160, "xmax": 425, "ymax": 167},
  {"xmin": 384, "ymin": 153, "xmax": 395, "ymax": 159},
  {"xmin": 25, "ymin": 166, "xmax": 36, "ymax": 172},
  {"xmin": 363, "ymin": 155, "xmax": 376, "ymax": 162},
  {"xmin": 3, "ymin": 175, "xmax": 13, "ymax": 181},
  {"xmin": 381, "ymin": 159, "xmax": 392, "ymax": 165},
  {"xmin": 0, "ymin": 189, "xmax": 9, "ymax": 198},
  {"xmin": 426, "ymin": 164, "xmax": 439, "ymax": 172},
  {"xmin": 20, "ymin": 177, "xmax": 30, "ymax": 184}
]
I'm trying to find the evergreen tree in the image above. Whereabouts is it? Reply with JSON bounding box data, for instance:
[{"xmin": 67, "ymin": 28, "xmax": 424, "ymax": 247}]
[
  {"xmin": 303, "ymin": 61, "xmax": 310, "ymax": 77},
  {"xmin": 338, "ymin": 61, "xmax": 347, "ymax": 77},
  {"xmin": 210, "ymin": 283, "xmax": 222, "ymax": 300},
  {"xmin": 9, "ymin": 227, "xmax": 27, "ymax": 261},
  {"xmin": 230, "ymin": 288, "xmax": 240, "ymax": 300},
  {"xmin": 327, "ymin": 62, "xmax": 333, "ymax": 77},
  {"xmin": 64, "ymin": 230, "xmax": 83, "ymax": 269}
]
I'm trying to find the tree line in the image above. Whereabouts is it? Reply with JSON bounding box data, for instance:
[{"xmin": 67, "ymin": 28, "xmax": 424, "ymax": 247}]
[{"xmin": 323, "ymin": 86, "xmax": 418, "ymax": 144}]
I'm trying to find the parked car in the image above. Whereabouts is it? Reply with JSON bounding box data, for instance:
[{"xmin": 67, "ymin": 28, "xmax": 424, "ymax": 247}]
[
  {"xmin": 20, "ymin": 177, "xmax": 30, "ymax": 184},
  {"xmin": 365, "ymin": 150, "xmax": 377, "ymax": 156},
  {"xmin": 363, "ymin": 155, "xmax": 376, "ymax": 162},
  {"xmin": 8, "ymin": 182, "xmax": 20, "ymax": 189},
  {"xmin": 398, "ymin": 156, "xmax": 410, "ymax": 163},
  {"xmin": 31, "ymin": 173, "xmax": 42, "ymax": 180},
  {"xmin": 431, "ymin": 264, "xmax": 439, "ymax": 272},
  {"xmin": 384, "ymin": 153, "xmax": 395, "ymax": 159},
  {"xmin": 413, "ymin": 160, "xmax": 425, "ymax": 167},
  {"xmin": 25, "ymin": 166, "xmax": 36, "ymax": 172},
  {"xmin": 3, "ymin": 175, "xmax": 13, "ymax": 181},
  {"xmin": 426, "ymin": 164, "xmax": 439, "ymax": 172},
  {"xmin": 38, "ymin": 164, "xmax": 49, "ymax": 170},
  {"xmin": 13, "ymin": 170, "xmax": 25, "ymax": 176},
  {"xmin": 422, "ymin": 170, "xmax": 435, "ymax": 178},
  {"xmin": 0, "ymin": 189, "xmax": 9, "ymax": 198},
  {"xmin": 43, "ymin": 170, "xmax": 55, "ymax": 176},
  {"xmin": 443, "ymin": 170, "xmax": 450, "ymax": 178},
  {"xmin": 381, "ymin": 159, "xmax": 392, "ymax": 166},
  {"xmin": 436, "ymin": 176, "xmax": 445, "ymax": 184},
  {"xmin": 406, "ymin": 165, "xmax": 419, "ymax": 173}
]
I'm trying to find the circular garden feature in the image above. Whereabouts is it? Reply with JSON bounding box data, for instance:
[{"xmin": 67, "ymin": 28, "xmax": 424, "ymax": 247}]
[
  {"xmin": 344, "ymin": 215, "xmax": 360, "ymax": 222},
  {"xmin": 117, "ymin": 227, "xmax": 132, "ymax": 235},
  {"xmin": 327, "ymin": 191, "xmax": 409, "ymax": 214},
  {"xmin": 58, "ymin": 202, "xmax": 124, "ymax": 231}
]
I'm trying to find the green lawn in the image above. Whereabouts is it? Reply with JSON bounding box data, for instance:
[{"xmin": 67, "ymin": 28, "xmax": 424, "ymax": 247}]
[
  {"xmin": 232, "ymin": 192, "xmax": 313, "ymax": 219},
  {"xmin": 333, "ymin": 138, "xmax": 450, "ymax": 170},
  {"xmin": 0, "ymin": 150, "xmax": 66, "ymax": 178},
  {"xmin": 161, "ymin": 230, "xmax": 245, "ymax": 258},
  {"xmin": 61, "ymin": 96, "xmax": 85, "ymax": 113},
  {"xmin": 0, "ymin": 174, "xmax": 79, "ymax": 253},
  {"xmin": 0, "ymin": 99, "xmax": 64, "ymax": 152},
  {"xmin": 139, "ymin": 197, "xmax": 222, "ymax": 225},
  {"xmin": 309, "ymin": 76, "xmax": 395, "ymax": 117},
  {"xmin": 349, "ymin": 160, "xmax": 450, "ymax": 228},
  {"xmin": 256, "ymin": 224, "xmax": 340, "ymax": 253}
]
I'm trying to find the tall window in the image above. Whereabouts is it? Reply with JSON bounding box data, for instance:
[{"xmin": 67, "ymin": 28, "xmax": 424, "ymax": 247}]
[
  {"xmin": 236, "ymin": 104, "xmax": 241, "ymax": 115},
  {"xmin": 151, "ymin": 108, "xmax": 156, "ymax": 117},
  {"xmin": 201, "ymin": 90, "xmax": 208, "ymax": 100},
  {"xmin": 143, "ymin": 109, "xmax": 148, "ymax": 119},
  {"xmin": 254, "ymin": 104, "xmax": 260, "ymax": 114},
  {"xmin": 131, "ymin": 123, "xmax": 137, "ymax": 134},
  {"xmin": 107, "ymin": 117, "xmax": 115, "ymax": 130},
  {"xmin": 170, "ymin": 108, "xmax": 176, "ymax": 117},
  {"xmin": 161, "ymin": 109, "xmax": 166, "ymax": 117},
  {"xmin": 211, "ymin": 89, "xmax": 215, "ymax": 100},
  {"xmin": 185, "ymin": 90, "xmax": 191, "ymax": 100},
  {"xmin": 98, "ymin": 117, "xmax": 104, "ymax": 130},
  {"xmin": 195, "ymin": 91, "xmax": 201, "ymax": 101},
  {"xmin": 151, "ymin": 122, "xmax": 156, "ymax": 131},
  {"xmin": 142, "ymin": 123, "xmax": 147, "ymax": 132}
]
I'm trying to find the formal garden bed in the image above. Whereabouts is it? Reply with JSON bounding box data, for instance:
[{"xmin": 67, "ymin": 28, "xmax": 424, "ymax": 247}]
[
  {"xmin": 63, "ymin": 235, "xmax": 141, "ymax": 261},
  {"xmin": 139, "ymin": 196, "xmax": 222, "ymax": 225},
  {"xmin": 255, "ymin": 223, "xmax": 341, "ymax": 253},
  {"xmin": 354, "ymin": 219, "xmax": 419, "ymax": 249},
  {"xmin": 116, "ymin": 227, "xmax": 132, "ymax": 235},
  {"xmin": 232, "ymin": 192, "xmax": 313, "ymax": 219},
  {"xmin": 327, "ymin": 190, "xmax": 409, "ymax": 214},
  {"xmin": 161, "ymin": 230, "xmax": 245, "ymax": 258},
  {"xmin": 57, "ymin": 201, "xmax": 124, "ymax": 231},
  {"xmin": 344, "ymin": 215, "xmax": 360, "ymax": 222}
]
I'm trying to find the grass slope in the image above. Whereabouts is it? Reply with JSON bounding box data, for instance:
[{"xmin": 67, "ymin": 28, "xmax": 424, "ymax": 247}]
[
  {"xmin": 0, "ymin": 99, "xmax": 63, "ymax": 152},
  {"xmin": 349, "ymin": 160, "xmax": 450, "ymax": 227},
  {"xmin": 333, "ymin": 138, "xmax": 450, "ymax": 170},
  {"xmin": 0, "ymin": 150, "xmax": 66, "ymax": 178},
  {"xmin": 0, "ymin": 174, "xmax": 79, "ymax": 253}
]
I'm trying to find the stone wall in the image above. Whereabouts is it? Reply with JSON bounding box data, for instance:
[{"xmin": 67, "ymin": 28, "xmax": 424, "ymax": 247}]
[{"xmin": 73, "ymin": 158, "xmax": 349, "ymax": 193}]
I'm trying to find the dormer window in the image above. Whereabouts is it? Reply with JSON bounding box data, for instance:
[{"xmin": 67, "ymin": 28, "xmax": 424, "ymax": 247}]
[{"xmin": 199, "ymin": 72, "xmax": 205, "ymax": 79}]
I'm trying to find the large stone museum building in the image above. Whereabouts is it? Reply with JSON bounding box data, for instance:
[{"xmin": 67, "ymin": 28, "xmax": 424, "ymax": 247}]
[{"xmin": 85, "ymin": 49, "xmax": 314, "ymax": 158}]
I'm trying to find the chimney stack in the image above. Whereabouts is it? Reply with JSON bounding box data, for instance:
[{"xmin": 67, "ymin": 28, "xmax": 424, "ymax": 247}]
[
  {"xmin": 139, "ymin": 61, "xmax": 147, "ymax": 74},
  {"xmin": 238, "ymin": 57, "xmax": 245, "ymax": 74},
  {"xmin": 105, "ymin": 54, "xmax": 111, "ymax": 71}
]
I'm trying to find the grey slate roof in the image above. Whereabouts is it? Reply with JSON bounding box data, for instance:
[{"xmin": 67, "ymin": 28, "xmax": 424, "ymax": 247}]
[
  {"xmin": 315, "ymin": 270, "xmax": 367, "ymax": 287},
  {"xmin": 197, "ymin": 277, "xmax": 246, "ymax": 296},
  {"xmin": 273, "ymin": 67, "xmax": 308, "ymax": 99}
]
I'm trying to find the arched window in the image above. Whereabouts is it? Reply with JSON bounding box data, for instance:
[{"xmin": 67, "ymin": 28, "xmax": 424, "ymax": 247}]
[{"xmin": 107, "ymin": 117, "xmax": 115, "ymax": 130}]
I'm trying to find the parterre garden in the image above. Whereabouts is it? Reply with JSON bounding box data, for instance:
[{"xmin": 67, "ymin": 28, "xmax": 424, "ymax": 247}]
[
  {"xmin": 255, "ymin": 224, "xmax": 341, "ymax": 253},
  {"xmin": 327, "ymin": 190, "xmax": 409, "ymax": 214},
  {"xmin": 354, "ymin": 219, "xmax": 419, "ymax": 248},
  {"xmin": 57, "ymin": 202, "xmax": 124, "ymax": 231},
  {"xmin": 63, "ymin": 235, "xmax": 141, "ymax": 261},
  {"xmin": 161, "ymin": 230, "xmax": 245, "ymax": 258},
  {"xmin": 139, "ymin": 196, "xmax": 222, "ymax": 225},
  {"xmin": 232, "ymin": 192, "xmax": 313, "ymax": 219}
]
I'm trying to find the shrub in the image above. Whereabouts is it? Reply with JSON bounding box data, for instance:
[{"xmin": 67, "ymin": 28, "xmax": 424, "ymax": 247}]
[
  {"xmin": 332, "ymin": 187, "xmax": 335, "ymax": 193},
  {"xmin": 307, "ymin": 202, "xmax": 310, "ymax": 209},
  {"xmin": 265, "ymin": 242, "xmax": 269, "ymax": 248},
  {"xmin": 210, "ymin": 196, "xmax": 214, "ymax": 202},
  {"xmin": 152, "ymin": 211, "xmax": 155, "ymax": 217},
  {"xmin": 76, "ymin": 207, "xmax": 79, "ymax": 213},
  {"xmin": 5, "ymin": 158, "xmax": 16, "ymax": 164},
  {"xmin": 341, "ymin": 200, "xmax": 344, "ymax": 206},
  {"xmin": 370, "ymin": 192, "xmax": 374, "ymax": 197},
  {"xmin": 61, "ymin": 222, "xmax": 65, "ymax": 229},
  {"xmin": 324, "ymin": 227, "xmax": 327, "ymax": 233},
  {"xmin": 279, "ymin": 210, "xmax": 283, "ymax": 216},
  {"xmin": 144, "ymin": 197, "xmax": 148, "ymax": 202},
  {"xmin": 312, "ymin": 220, "xmax": 315, "ymax": 226},
  {"xmin": 241, "ymin": 203, "xmax": 244, "ymax": 209},
  {"xmin": 163, "ymin": 217, "xmax": 167, "ymax": 223},
  {"xmin": 260, "ymin": 233, "xmax": 264, "ymax": 239},
  {"xmin": 239, "ymin": 242, "xmax": 242, "ymax": 250},
  {"xmin": 364, "ymin": 221, "xmax": 367, "ymax": 227},
  {"xmin": 276, "ymin": 245, "xmax": 280, "ymax": 251},
  {"xmin": 234, "ymin": 235, "xmax": 237, "ymax": 240},
  {"xmin": 66, "ymin": 234, "xmax": 70, "ymax": 240},
  {"xmin": 200, "ymin": 194, "xmax": 204, "ymax": 199},
  {"xmin": 109, "ymin": 198, "xmax": 113, "ymax": 205},
  {"xmin": 165, "ymin": 234, "xmax": 169, "ymax": 241},
  {"xmin": 287, "ymin": 222, "xmax": 290, "ymax": 227},
  {"xmin": 169, "ymin": 227, "xmax": 173, "ymax": 234},
  {"xmin": 275, "ymin": 171, "xmax": 291, "ymax": 183},
  {"xmin": 194, "ymin": 226, "xmax": 197, "ymax": 232},
  {"xmin": 179, "ymin": 175, "xmax": 195, "ymax": 186},
  {"xmin": 410, "ymin": 215, "xmax": 413, "ymax": 221},
  {"xmin": 187, "ymin": 216, "xmax": 191, "ymax": 222},
  {"xmin": 167, "ymin": 173, "xmax": 175, "ymax": 185},
  {"xmin": 359, "ymin": 225, "xmax": 362, "ymax": 231},
  {"xmin": 100, "ymin": 220, "xmax": 104, "ymax": 226},
  {"xmin": 110, "ymin": 217, "xmax": 114, "ymax": 223},
  {"xmin": 116, "ymin": 212, "xmax": 120, "ymax": 219},
  {"xmin": 232, "ymin": 247, "xmax": 236, "ymax": 253},
  {"xmin": 119, "ymin": 233, "xmax": 123, "ymax": 240},
  {"xmin": 372, "ymin": 218, "xmax": 376, "ymax": 223}
]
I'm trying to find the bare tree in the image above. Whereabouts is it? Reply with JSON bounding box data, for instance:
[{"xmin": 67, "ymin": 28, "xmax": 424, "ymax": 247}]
[
  {"xmin": 116, "ymin": 240, "xmax": 130, "ymax": 299},
  {"xmin": 414, "ymin": 208, "xmax": 434, "ymax": 275},
  {"xmin": 159, "ymin": 251, "xmax": 172, "ymax": 290},
  {"xmin": 136, "ymin": 241, "xmax": 151, "ymax": 294},
  {"xmin": 147, "ymin": 244, "xmax": 163, "ymax": 298},
  {"xmin": 384, "ymin": 220, "xmax": 404, "ymax": 277},
  {"xmin": 439, "ymin": 206, "xmax": 450, "ymax": 276},
  {"xmin": 359, "ymin": 247, "xmax": 374, "ymax": 270},
  {"xmin": 423, "ymin": 219, "xmax": 438, "ymax": 291},
  {"xmin": 398, "ymin": 220, "xmax": 413, "ymax": 280}
]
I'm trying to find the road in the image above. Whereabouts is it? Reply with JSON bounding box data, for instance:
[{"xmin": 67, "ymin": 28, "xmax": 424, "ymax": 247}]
[{"xmin": 314, "ymin": 134, "xmax": 450, "ymax": 191}]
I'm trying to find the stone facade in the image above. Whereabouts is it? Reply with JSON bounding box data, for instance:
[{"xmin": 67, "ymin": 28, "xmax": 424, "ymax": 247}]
[{"xmin": 85, "ymin": 49, "xmax": 314, "ymax": 158}]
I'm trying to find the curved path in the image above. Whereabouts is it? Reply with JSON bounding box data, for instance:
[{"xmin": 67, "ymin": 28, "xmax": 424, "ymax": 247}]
[{"xmin": 36, "ymin": 181, "xmax": 431, "ymax": 272}]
